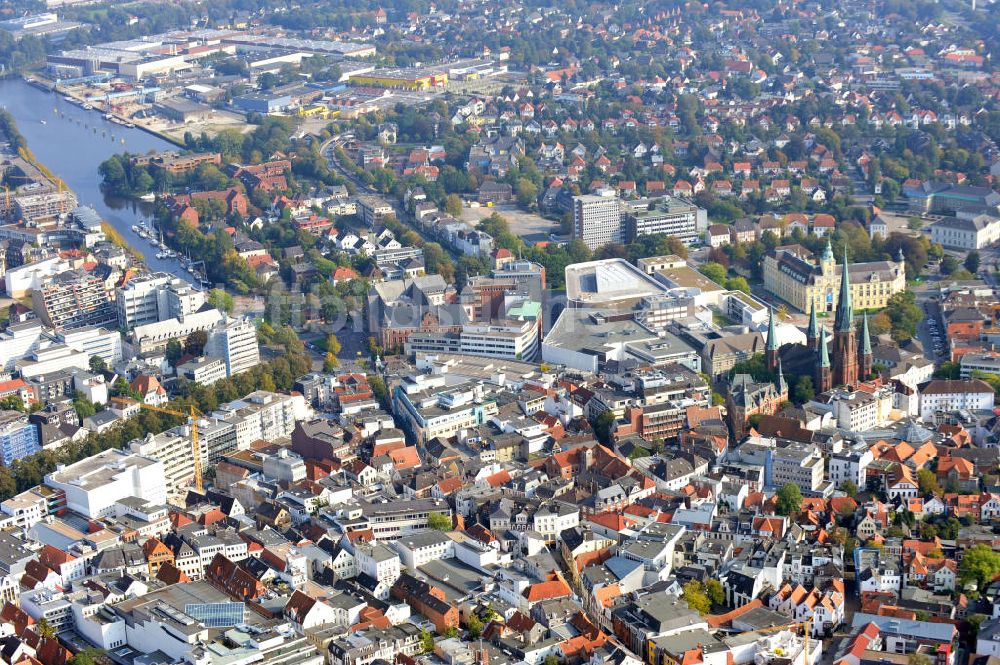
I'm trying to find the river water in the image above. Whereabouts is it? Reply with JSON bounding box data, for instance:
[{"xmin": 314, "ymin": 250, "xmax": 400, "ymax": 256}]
[{"xmin": 0, "ymin": 78, "xmax": 196, "ymax": 284}]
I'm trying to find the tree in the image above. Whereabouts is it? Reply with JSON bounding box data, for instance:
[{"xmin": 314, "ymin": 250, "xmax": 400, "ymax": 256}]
[
  {"xmin": 934, "ymin": 361, "xmax": 961, "ymax": 379},
  {"xmin": 427, "ymin": 512, "xmax": 452, "ymax": 531},
  {"xmin": 592, "ymin": 409, "xmax": 616, "ymax": 445},
  {"xmin": 89, "ymin": 356, "xmax": 107, "ymax": 373},
  {"xmin": 705, "ymin": 579, "xmax": 724, "ymax": 606},
  {"xmin": 185, "ymin": 330, "xmax": 208, "ymax": 356},
  {"xmin": 775, "ymin": 483, "xmax": 803, "ymax": 516},
  {"xmin": 839, "ymin": 480, "xmax": 858, "ymax": 497},
  {"xmin": 917, "ymin": 468, "xmax": 942, "ymax": 496},
  {"xmin": 165, "ymin": 339, "xmax": 183, "ymax": 368},
  {"xmin": 0, "ymin": 395, "xmax": 24, "ymax": 412},
  {"xmin": 325, "ymin": 334, "xmax": 342, "ymax": 356},
  {"xmin": 37, "ymin": 618, "xmax": 55, "ymax": 639},
  {"xmin": 515, "ymin": 178, "xmax": 539, "ymax": 208},
  {"xmin": 908, "ymin": 653, "xmax": 931, "ymax": 665},
  {"xmin": 420, "ymin": 630, "xmax": 435, "ymax": 653},
  {"xmin": 870, "ymin": 311, "xmax": 892, "ymax": 336},
  {"xmin": 699, "ymin": 262, "xmax": 728, "ymax": 284},
  {"xmin": 68, "ymin": 648, "xmax": 107, "ymax": 665},
  {"xmin": 886, "ymin": 292, "xmax": 923, "ymax": 342},
  {"xmin": 958, "ymin": 544, "xmax": 1000, "ymax": 591},
  {"xmin": 965, "ymin": 251, "xmax": 981, "ymax": 274},
  {"xmin": 682, "ymin": 580, "xmax": 711, "ymax": 615},
  {"xmin": 444, "ymin": 194, "xmax": 463, "ymax": 217},
  {"xmin": 726, "ymin": 276, "xmax": 751, "ymax": 294},
  {"xmin": 940, "ymin": 255, "xmax": 959, "ymax": 275},
  {"xmin": 467, "ymin": 613, "xmax": 483, "ymax": 639},
  {"xmin": 793, "ymin": 376, "xmax": 815, "ymax": 404},
  {"xmin": 208, "ymin": 288, "xmax": 235, "ymax": 314},
  {"xmin": 324, "ymin": 352, "xmax": 339, "ymax": 372}
]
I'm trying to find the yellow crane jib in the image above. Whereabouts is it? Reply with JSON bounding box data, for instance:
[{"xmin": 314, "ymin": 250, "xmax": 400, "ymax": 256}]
[{"xmin": 139, "ymin": 404, "xmax": 204, "ymax": 493}]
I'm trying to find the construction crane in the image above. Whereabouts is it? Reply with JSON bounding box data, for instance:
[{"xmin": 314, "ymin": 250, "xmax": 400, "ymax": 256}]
[{"xmin": 139, "ymin": 404, "xmax": 204, "ymax": 493}]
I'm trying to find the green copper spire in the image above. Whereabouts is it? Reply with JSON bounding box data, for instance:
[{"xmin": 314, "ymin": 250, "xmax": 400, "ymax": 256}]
[
  {"xmin": 766, "ymin": 306, "xmax": 778, "ymax": 351},
  {"xmin": 807, "ymin": 301, "xmax": 818, "ymax": 340},
  {"xmin": 861, "ymin": 311, "xmax": 872, "ymax": 355},
  {"xmin": 822, "ymin": 238, "xmax": 834, "ymax": 262},
  {"xmin": 776, "ymin": 356, "xmax": 788, "ymax": 394},
  {"xmin": 834, "ymin": 247, "xmax": 854, "ymax": 333},
  {"xmin": 819, "ymin": 327, "xmax": 830, "ymax": 368}
]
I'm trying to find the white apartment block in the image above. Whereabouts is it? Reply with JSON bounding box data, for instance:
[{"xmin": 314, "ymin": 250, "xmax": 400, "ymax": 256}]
[
  {"xmin": 212, "ymin": 391, "xmax": 298, "ymax": 449},
  {"xmin": 128, "ymin": 428, "xmax": 207, "ymax": 499}
]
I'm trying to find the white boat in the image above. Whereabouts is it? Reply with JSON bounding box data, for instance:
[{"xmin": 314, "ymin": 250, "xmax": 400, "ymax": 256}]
[
  {"xmin": 39, "ymin": 120, "xmax": 46, "ymax": 125},
  {"xmin": 83, "ymin": 104, "xmax": 93, "ymax": 110},
  {"xmin": 138, "ymin": 193, "xmax": 155, "ymax": 202},
  {"xmin": 156, "ymin": 252, "xmax": 166, "ymax": 259}
]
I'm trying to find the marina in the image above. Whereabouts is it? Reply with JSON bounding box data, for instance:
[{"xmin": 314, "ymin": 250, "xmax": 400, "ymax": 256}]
[{"xmin": 1, "ymin": 78, "xmax": 202, "ymax": 285}]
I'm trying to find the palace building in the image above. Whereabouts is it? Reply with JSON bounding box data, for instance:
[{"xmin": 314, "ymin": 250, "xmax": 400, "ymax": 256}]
[{"xmin": 762, "ymin": 241, "xmax": 906, "ymax": 314}]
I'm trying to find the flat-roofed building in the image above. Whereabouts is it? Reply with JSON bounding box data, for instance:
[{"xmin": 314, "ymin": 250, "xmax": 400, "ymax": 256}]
[
  {"xmin": 44, "ymin": 449, "xmax": 166, "ymax": 518},
  {"xmin": 573, "ymin": 192, "xmax": 623, "ymax": 250}
]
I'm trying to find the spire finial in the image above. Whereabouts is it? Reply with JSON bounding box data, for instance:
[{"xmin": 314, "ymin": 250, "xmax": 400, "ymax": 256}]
[
  {"xmin": 819, "ymin": 327, "xmax": 830, "ymax": 368},
  {"xmin": 766, "ymin": 306, "xmax": 778, "ymax": 352},
  {"xmin": 835, "ymin": 247, "xmax": 854, "ymax": 333}
]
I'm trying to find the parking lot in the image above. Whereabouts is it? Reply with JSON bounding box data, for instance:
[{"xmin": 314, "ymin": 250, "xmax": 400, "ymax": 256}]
[{"xmin": 460, "ymin": 204, "xmax": 558, "ymax": 245}]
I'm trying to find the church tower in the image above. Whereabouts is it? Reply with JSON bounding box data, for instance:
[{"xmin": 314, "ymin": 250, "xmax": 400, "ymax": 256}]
[
  {"xmin": 806, "ymin": 301, "xmax": 819, "ymax": 351},
  {"xmin": 859, "ymin": 312, "xmax": 873, "ymax": 380},
  {"xmin": 816, "ymin": 327, "xmax": 832, "ymax": 393},
  {"xmin": 765, "ymin": 307, "xmax": 779, "ymax": 372},
  {"xmin": 832, "ymin": 248, "xmax": 859, "ymax": 387}
]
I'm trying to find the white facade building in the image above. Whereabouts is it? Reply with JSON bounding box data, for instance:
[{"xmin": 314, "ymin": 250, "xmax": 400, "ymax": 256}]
[
  {"xmin": 919, "ymin": 379, "xmax": 996, "ymax": 420},
  {"xmin": 44, "ymin": 449, "xmax": 167, "ymax": 518}
]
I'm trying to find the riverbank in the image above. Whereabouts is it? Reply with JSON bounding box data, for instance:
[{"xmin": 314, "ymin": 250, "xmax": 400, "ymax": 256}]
[
  {"xmin": 0, "ymin": 78, "xmax": 197, "ymax": 283},
  {"xmin": 31, "ymin": 74, "xmax": 187, "ymax": 149}
]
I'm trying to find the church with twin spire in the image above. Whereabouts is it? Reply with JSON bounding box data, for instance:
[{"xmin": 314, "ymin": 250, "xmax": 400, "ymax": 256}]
[{"xmin": 765, "ymin": 247, "xmax": 874, "ymax": 393}]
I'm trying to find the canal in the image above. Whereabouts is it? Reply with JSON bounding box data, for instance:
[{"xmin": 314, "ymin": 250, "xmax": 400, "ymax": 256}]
[{"xmin": 0, "ymin": 78, "xmax": 196, "ymax": 284}]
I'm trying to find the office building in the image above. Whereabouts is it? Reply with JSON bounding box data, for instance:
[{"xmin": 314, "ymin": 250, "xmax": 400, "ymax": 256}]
[
  {"xmin": 573, "ymin": 191, "xmax": 623, "ymax": 250},
  {"xmin": 178, "ymin": 356, "xmax": 227, "ymax": 385},
  {"xmin": 59, "ymin": 326, "xmax": 123, "ymax": 366},
  {"xmin": 212, "ymin": 391, "xmax": 299, "ymax": 450},
  {"xmin": 624, "ymin": 197, "xmax": 707, "ymax": 245},
  {"xmin": 404, "ymin": 316, "xmax": 540, "ymax": 361},
  {"xmin": 116, "ymin": 273, "xmax": 206, "ymax": 330},
  {"xmin": 205, "ymin": 318, "xmax": 260, "ymax": 377}
]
